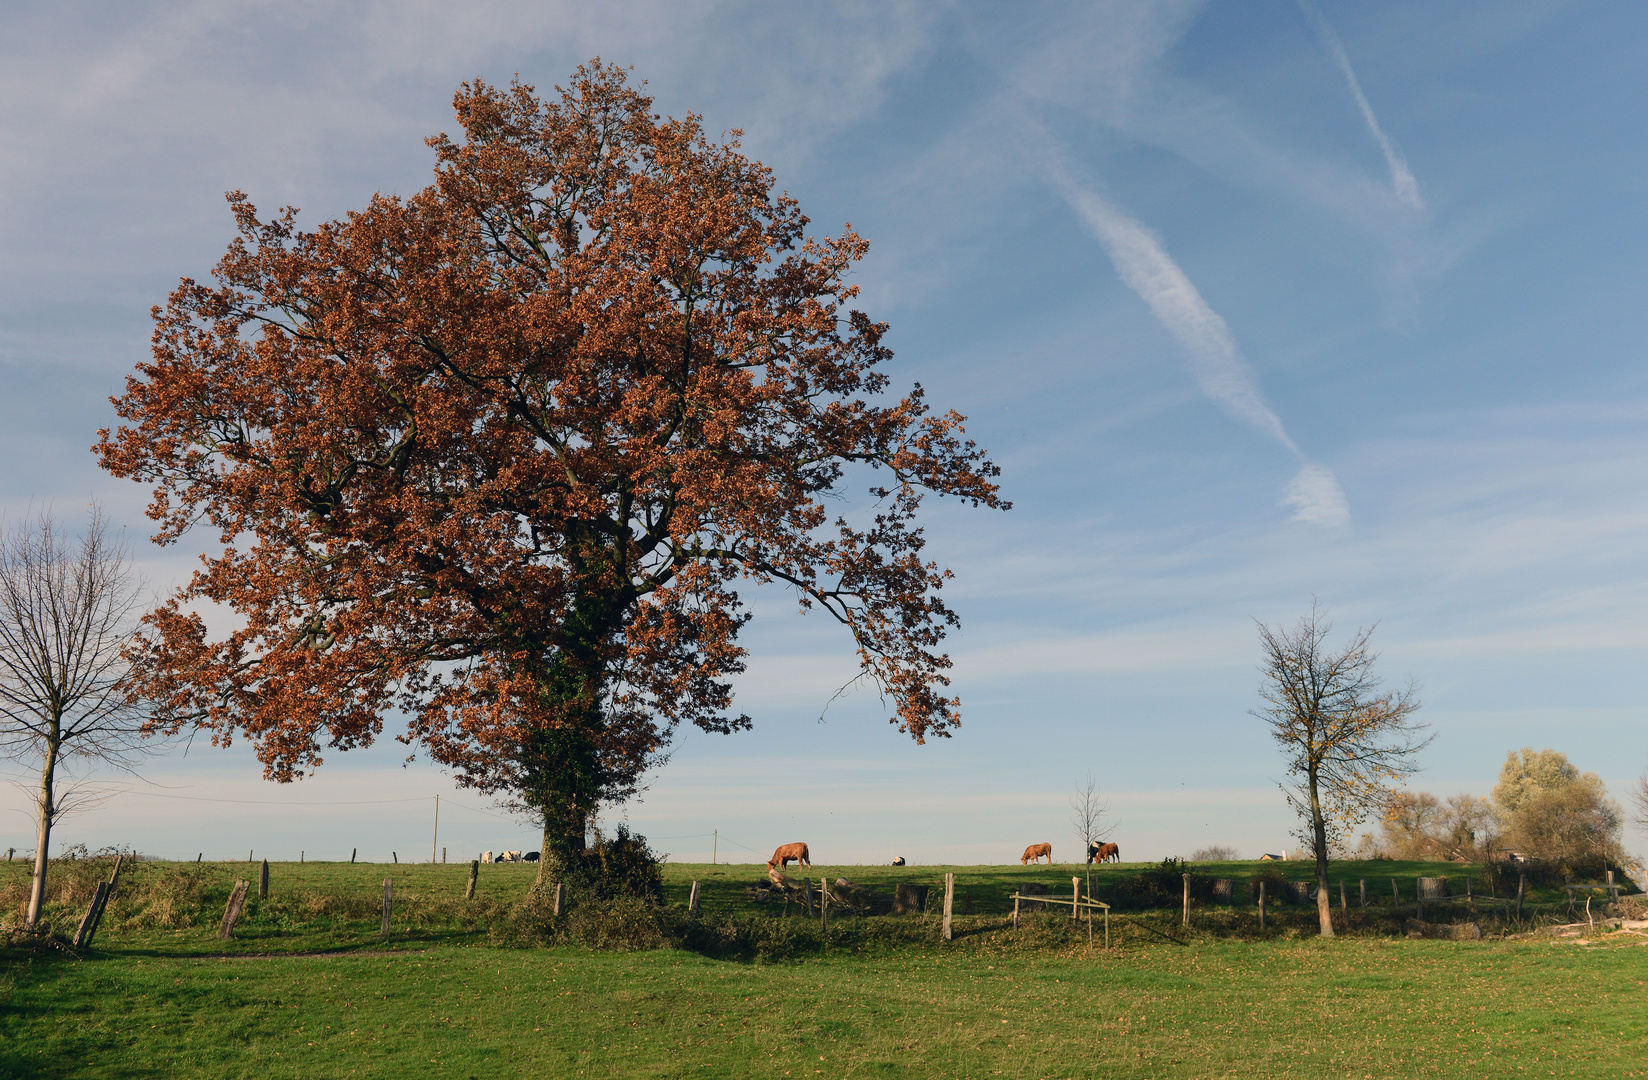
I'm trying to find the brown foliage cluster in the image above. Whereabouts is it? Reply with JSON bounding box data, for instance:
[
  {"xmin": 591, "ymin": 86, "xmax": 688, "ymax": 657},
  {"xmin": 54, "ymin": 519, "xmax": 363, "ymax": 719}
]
[
  {"xmin": 1371, "ymin": 791, "xmax": 1497, "ymax": 861},
  {"xmin": 96, "ymin": 63, "xmax": 1004, "ymax": 829}
]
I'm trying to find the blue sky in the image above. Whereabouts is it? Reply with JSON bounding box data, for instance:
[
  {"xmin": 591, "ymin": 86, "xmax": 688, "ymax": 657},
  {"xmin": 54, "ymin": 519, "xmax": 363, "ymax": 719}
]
[{"xmin": 1, "ymin": 0, "xmax": 1644, "ymax": 868}]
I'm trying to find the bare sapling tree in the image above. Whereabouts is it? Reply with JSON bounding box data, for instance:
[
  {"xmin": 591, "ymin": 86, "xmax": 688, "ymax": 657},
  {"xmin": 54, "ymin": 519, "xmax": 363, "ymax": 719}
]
[
  {"xmin": 1254, "ymin": 602, "xmax": 1428, "ymax": 937},
  {"xmin": 1071, "ymin": 772, "xmax": 1116, "ymax": 895},
  {"xmin": 0, "ymin": 507, "xmax": 151, "ymax": 929},
  {"xmin": 1631, "ymin": 771, "xmax": 1648, "ymax": 836}
]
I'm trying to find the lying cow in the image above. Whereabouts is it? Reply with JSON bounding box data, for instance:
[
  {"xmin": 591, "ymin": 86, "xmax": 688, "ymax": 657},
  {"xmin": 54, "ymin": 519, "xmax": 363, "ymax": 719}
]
[
  {"xmin": 1021, "ymin": 842, "xmax": 1053, "ymax": 865},
  {"xmin": 891, "ymin": 856, "xmax": 906, "ymax": 866},
  {"xmin": 768, "ymin": 842, "xmax": 811, "ymax": 869},
  {"xmin": 1088, "ymin": 842, "xmax": 1119, "ymax": 864}
]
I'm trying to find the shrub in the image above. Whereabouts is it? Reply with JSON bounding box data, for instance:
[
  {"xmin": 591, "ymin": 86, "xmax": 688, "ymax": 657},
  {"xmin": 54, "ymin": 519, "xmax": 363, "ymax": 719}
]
[
  {"xmin": 581, "ymin": 825, "xmax": 663, "ymax": 903},
  {"xmin": 1190, "ymin": 845, "xmax": 1238, "ymax": 862}
]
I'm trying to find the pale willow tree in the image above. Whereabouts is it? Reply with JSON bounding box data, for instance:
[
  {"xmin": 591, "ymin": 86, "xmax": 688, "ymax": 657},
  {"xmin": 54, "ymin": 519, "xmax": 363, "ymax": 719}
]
[
  {"xmin": 1254, "ymin": 604, "xmax": 1428, "ymax": 937},
  {"xmin": 0, "ymin": 509, "xmax": 151, "ymax": 929},
  {"xmin": 1492, "ymin": 748, "xmax": 1625, "ymax": 866}
]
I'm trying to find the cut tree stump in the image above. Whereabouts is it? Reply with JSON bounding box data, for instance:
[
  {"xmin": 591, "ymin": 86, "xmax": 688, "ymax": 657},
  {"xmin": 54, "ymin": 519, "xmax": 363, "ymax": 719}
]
[{"xmin": 893, "ymin": 883, "xmax": 925, "ymax": 915}]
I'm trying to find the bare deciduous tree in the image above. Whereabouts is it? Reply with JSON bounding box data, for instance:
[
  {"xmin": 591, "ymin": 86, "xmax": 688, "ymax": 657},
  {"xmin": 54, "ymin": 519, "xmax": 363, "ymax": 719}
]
[
  {"xmin": 1634, "ymin": 772, "xmax": 1648, "ymax": 835},
  {"xmin": 1254, "ymin": 602, "xmax": 1428, "ymax": 937},
  {"xmin": 1189, "ymin": 844, "xmax": 1239, "ymax": 862},
  {"xmin": 1071, "ymin": 772, "xmax": 1116, "ymax": 895},
  {"xmin": 0, "ymin": 508, "xmax": 151, "ymax": 929}
]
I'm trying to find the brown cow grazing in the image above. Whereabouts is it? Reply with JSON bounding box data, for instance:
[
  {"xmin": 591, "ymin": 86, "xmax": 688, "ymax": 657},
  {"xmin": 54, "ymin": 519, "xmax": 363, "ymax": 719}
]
[
  {"xmin": 1020, "ymin": 842, "xmax": 1053, "ymax": 865},
  {"xmin": 768, "ymin": 842, "xmax": 811, "ymax": 869},
  {"xmin": 1090, "ymin": 842, "xmax": 1120, "ymax": 864}
]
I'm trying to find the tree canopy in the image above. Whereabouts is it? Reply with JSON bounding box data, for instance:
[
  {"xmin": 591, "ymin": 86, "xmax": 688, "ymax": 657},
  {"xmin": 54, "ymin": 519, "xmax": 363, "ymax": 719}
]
[
  {"xmin": 97, "ymin": 63, "xmax": 1005, "ymax": 867},
  {"xmin": 1492, "ymin": 748, "xmax": 1624, "ymax": 867}
]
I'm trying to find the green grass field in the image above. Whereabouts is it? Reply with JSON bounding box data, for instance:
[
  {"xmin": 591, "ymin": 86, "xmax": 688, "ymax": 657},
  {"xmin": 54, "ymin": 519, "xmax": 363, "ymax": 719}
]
[{"xmin": 1, "ymin": 857, "xmax": 1643, "ymax": 1078}]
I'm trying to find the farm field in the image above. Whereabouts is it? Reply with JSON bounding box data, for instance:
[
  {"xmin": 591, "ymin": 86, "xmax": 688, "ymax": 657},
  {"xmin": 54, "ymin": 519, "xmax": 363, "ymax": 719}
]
[{"xmin": 2, "ymin": 857, "xmax": 1644, "ymax": 1078}]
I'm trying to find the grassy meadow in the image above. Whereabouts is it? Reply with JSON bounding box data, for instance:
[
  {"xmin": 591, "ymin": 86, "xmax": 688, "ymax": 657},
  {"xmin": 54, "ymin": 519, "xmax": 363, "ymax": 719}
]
[{"xmin": 1, "ymin": 855, "xmax": 1643, "ymax": 1078}]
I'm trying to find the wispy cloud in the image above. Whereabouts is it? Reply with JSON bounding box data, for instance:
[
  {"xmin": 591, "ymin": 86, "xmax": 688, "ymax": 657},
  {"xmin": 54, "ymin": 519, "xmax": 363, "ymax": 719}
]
[
  {"xmin": 1298, "ymin": 0, "xmax": 1423, "ymax": 212},
  {"xmin": 1050, "ymin": 174, "xmax": 1350, "ymax": 526},
  {"xmin": 1281, "ymin": 462, "xmax": 1351, "ymax": 527}
]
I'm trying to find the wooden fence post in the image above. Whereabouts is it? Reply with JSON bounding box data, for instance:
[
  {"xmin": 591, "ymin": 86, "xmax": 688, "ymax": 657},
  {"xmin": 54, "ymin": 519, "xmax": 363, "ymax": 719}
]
[
  {"xmin": 1012, "ymin": 894, "xmax": 1020, "ymax": 930},
  {"xmin": 1181, "ymin": 873, "xmax": 1190, "ymax": 926},
  {"xmin": 219, "ymin": 880, "xmax": 250, "ymax": 940},
  {"xmin": 465, "ymin": 859, "xmax": 478, "ymax": 900},
  {"xmin": 1104, "ymin": 906, "xmax": 1110, "ymax": 949},
  {"xmin": 258, "ymin": 858, "xmax": 269, "ymax": 900},
  {"xmin": 1359, "ymin": 879, "xmax": 1366, "ymax": 907},
  {"xmin": 351, "ymin": 848, "xmax": 357, "ymax": 863},
  {"xmin": 73, "ymin": 883, "xmax": 109, "ymax": 948},
  {"xmin": 554, "ymin": 881, "xmax": 565, "ymax": 917},
  {"xmin": 943, "ymin": 873, "xmax": 955, "ymax": 940},
  {"xmin": 1515, "ymin": 873, "xmax": 1525, "ymax": 919},
  {"xmin": 85, "ymin": 854, "xmax": 124, "ymax": 948},
  {"xmin": 820, "ymin": 878, "xmax": 829, "ymax": 931},
  {"xmin": 1391, "ymin": 878, "xmax": 1400, "ymax": 905},
  {"xmin": 688, "ymin": 880, "xmax": 701, "ymax": 917},
  {"xmin": 1258, "ymin": 881, "xmax": 1266, "ymax": 929},
  {"xmin": 442, "ymin": 847, "xmax": 447, "ymax": 864},
  {"xmin": 1339, "ymin": 880, "xmax": 1347, "ymax": 911},
  {"xmin": 392, "ymin": 852, "xmax": 398, "ymax": 864},
  {"xmin": 1607, "ymin": 870, "xmax": 1618, "ymax": 904},
  {"xmin": 380, "ymin": 879, "xmax": 393, "ymax": 936},
  {"xmin": 196, "ymin": 853, "xmax": 202, "ymax": 863},
  {"xmin": 804, "ymin": 878, "xmax": 814, "ymax": 917}
]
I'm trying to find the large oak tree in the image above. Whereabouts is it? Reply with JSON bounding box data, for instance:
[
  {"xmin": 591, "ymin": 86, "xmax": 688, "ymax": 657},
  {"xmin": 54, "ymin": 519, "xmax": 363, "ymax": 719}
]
[{"xmin": 98, "ymin": 63, "xmax": 1005, "ymax": 875}]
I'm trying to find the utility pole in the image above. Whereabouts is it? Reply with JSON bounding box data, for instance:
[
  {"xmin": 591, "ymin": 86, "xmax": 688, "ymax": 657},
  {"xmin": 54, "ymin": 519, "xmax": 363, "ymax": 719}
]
[
  {"xmin": 431, "ymin": 795, "xmax": 439, "ymax": 864},
  {"xmin": 713, "ymin": 829, "xmax": 717, "ymax": 865}
]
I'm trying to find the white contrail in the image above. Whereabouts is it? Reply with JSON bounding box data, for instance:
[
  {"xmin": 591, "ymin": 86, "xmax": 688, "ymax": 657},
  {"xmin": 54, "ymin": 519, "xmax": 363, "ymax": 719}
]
[
  {"xmin": 1056, "ymin": 179, "xmax": 1350, "ymax": 526},
  {"xmin": 1299, "ymin": 1, "xmax": 1422, "ymax": 212},
  {"xmin": 1060, "ymin": 184, "xmax": 1297, "ymax": 453}
]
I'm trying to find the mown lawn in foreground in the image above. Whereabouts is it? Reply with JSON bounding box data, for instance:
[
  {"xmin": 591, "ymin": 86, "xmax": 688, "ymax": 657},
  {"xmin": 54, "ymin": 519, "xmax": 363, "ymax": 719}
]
[{"xmin": 3, "ymin": 933, "xmax": 1645, "ymax": 1079}]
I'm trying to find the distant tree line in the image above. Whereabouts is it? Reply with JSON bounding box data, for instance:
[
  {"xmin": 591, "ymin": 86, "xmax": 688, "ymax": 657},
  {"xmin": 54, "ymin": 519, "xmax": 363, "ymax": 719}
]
[{"xmin": 1354, "ymin": 747, "xmax": 1633, "ymax": 873}]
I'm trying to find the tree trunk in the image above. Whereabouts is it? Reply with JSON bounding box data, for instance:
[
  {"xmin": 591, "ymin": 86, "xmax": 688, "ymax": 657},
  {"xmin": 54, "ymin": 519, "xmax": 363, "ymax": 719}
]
[
  {"xmin": 532, "ymin": 806, "xmax": 588, "ymax": 890},
  {"xmin": 24, "ymin": 733, "xmax": 59, "ymax": 929},
  {"xmin": 533, "ymin": 813, "xmax": 580, "ymax": 888},
  {"xmin": 1308, "ymin": 769, "xmax": 1335, "ymax": 938}
]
